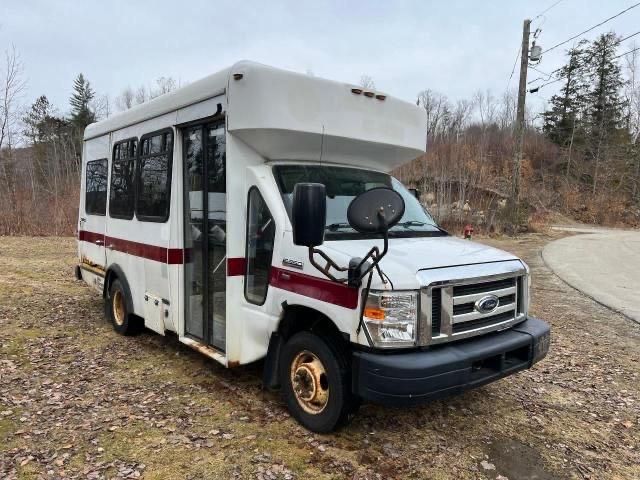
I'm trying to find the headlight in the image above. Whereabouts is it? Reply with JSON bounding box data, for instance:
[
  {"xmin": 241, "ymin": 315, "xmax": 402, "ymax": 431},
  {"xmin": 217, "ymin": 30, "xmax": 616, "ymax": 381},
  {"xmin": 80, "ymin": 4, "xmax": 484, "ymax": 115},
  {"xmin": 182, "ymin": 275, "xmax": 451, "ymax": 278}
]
[{"xmin": 363, "ymin": 290, "xmax": 418, "ymax": 348}]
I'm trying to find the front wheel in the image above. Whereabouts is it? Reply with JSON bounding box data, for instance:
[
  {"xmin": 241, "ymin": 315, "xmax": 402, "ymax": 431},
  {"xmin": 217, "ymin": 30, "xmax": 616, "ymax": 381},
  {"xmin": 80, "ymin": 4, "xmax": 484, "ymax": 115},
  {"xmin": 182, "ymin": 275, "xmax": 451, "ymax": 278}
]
[{"xmin": 279, "ymin": 331, "xmax": 358, "ymax": 432}]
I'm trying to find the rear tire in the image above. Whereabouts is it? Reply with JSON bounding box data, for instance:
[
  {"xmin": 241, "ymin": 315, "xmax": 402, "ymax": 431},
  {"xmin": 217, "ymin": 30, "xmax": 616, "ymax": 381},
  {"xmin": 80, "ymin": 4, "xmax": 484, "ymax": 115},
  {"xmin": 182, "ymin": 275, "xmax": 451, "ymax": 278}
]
[
  {"xmin": 107, "ymin": 278, "xmax": 140, "ymax": 335},
  {"xmin": 279, "ymin": 331, "xmax": 358, "ymax": 433}
]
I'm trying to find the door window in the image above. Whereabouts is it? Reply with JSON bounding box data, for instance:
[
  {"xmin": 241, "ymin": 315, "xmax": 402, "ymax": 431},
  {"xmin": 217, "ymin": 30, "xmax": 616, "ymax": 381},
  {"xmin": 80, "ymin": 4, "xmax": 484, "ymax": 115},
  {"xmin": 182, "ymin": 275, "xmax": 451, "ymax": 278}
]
[{"xmin": 245, "ymin": 187, "xmax": 275, "ymax": 305}]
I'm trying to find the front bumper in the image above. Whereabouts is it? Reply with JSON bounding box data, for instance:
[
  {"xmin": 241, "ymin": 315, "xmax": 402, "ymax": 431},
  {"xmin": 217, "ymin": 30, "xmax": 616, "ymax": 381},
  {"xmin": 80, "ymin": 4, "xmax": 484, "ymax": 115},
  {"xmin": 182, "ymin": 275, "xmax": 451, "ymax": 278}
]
[{"xmin": 352, "ymin": 316, "xmax": 550, "ymax": 406}]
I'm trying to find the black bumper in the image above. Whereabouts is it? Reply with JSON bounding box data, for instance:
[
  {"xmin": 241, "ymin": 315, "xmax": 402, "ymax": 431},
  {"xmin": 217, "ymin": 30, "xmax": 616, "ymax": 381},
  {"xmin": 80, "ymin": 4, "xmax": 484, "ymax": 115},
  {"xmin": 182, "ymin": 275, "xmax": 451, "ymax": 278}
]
[{"xmin": 352, "ymin": 317, "xmax": 550, "ymax": 406}]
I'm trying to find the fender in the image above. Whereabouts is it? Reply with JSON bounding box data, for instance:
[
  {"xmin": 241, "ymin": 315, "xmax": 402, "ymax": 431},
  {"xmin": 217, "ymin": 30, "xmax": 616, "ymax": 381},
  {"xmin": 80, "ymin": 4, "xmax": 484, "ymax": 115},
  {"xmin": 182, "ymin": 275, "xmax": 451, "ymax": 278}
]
[{"xmin": 103, "ymin": 264, "xmax": 134, "ymax": 316}]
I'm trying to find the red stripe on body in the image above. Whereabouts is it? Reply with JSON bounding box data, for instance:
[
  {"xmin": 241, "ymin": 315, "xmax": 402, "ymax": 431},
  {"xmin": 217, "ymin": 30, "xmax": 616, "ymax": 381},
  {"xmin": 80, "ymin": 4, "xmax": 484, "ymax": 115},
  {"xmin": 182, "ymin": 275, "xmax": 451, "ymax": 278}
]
[
  {"xmin": 227, "ymin": 257, "xmax": 247, "ymax": 276},
  {"xmin": 79, "ymin": 230, "xmax": 358, "ymax": 309},
  {"xmin": 78, "ymin": 230, "xmax": 105, "ymax": 243},
  {"xmin": 269, "ymin": 266, "xmax": 359, "ymax": 309}
]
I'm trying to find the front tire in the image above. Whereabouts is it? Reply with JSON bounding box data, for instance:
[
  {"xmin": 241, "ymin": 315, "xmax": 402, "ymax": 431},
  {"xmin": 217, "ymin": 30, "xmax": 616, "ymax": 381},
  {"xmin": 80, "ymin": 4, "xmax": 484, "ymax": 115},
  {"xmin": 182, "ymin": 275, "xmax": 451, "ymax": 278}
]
[
  {"xmin": 280, "ymin": 331, "xmax": 357, "ymax": 433},
  {"xmin": 107, "ymin": 278, "xmax": 140, "ymax": 335}
]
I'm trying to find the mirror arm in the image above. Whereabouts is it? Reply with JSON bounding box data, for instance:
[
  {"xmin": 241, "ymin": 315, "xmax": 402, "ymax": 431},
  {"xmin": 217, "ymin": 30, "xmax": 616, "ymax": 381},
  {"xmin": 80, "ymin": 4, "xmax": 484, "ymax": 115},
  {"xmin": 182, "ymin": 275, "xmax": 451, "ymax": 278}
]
[
  {"xmin": 354, "ymin": 231, "xmax": 389, "ymax": 282},
  {"xmin": 308, "ymin": 247, "xmax": 348, "ymax": 283}
]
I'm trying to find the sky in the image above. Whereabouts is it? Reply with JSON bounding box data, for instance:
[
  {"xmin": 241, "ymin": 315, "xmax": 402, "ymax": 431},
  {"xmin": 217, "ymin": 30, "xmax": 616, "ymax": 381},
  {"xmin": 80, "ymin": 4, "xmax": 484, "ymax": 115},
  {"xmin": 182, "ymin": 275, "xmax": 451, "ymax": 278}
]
[{"xmin": 1, "ymin": 0, "xmax": 639, "ymax": 118}]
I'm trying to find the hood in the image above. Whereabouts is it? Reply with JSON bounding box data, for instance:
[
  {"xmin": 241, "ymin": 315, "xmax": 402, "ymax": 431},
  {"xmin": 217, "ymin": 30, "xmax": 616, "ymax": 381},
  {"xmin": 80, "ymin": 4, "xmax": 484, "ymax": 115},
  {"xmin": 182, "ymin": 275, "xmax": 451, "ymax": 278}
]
[{"xmin": 319, "ymin": 236, "xmax": 519, "ymax": 289}]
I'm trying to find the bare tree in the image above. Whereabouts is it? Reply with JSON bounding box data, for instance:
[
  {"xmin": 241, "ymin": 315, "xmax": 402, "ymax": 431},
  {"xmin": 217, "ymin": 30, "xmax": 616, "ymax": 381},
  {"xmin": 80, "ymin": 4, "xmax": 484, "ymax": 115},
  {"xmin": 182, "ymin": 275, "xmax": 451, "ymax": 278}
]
[
  {"xmin": 91, "ymin": 94, "xmax": 111, "ymax": 120},
  {"xmin": 115, "ymin": 86, "xmax": 135, "ymax": 111},
  {"xmin": 624, "ymin": 41, "xmax": 640, "ymax": 198},
  {"xmin": 417, "ymin": 89, "xmax": 450, "ymax": 141},
  {"xmin": 0, "ymin": 45, "xmax": 26, "ymax": 153},
  {"xmin": 135, "ymin": 85, "xmax": 148, "ymax": 105},
  {"xmin": 473, "ymin": 89, "xmax": 498, "ymax": 127},
  {"xmin": 359, "ymin": 75, "xmax": 375, "ymax": 90},
  {"xmin": 150, "ymin": 76, "xmax": 177, "ymax": 98}
]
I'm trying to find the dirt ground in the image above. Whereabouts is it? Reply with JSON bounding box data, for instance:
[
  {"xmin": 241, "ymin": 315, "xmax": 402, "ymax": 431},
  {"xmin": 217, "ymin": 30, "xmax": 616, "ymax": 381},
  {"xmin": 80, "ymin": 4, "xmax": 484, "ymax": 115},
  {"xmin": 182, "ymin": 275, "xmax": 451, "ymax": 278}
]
[{"xmin": 0, "ymin": 234, "xmax": 638, "ymax": 480}]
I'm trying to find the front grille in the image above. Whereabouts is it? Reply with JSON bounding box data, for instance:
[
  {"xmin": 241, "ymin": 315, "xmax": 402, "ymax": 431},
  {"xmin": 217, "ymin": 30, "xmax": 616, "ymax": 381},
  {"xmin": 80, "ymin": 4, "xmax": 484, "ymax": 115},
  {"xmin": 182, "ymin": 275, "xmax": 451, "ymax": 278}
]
[
  {"xmin": 420, "ymin": 262, "xmax": 528, "ymax": 346},
  {"xmin": 452, "ymin": 311, "xmax": 514, "ymax": 333},
  {"xmin": 453, "ymin": 277, "xmax": 515, "ymax": 296},
  {"xmin": 431, "ymin": 288, "xmax": 441, "ymax": 335},
  {"xmin": 451, "ymin": 276, "xmax": 518, "ymax": 334}
]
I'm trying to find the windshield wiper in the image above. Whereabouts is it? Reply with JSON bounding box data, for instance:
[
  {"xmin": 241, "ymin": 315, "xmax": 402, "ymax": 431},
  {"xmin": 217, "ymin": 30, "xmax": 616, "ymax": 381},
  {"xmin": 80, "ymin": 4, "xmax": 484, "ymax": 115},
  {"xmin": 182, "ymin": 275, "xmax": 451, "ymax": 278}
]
[
  {"xmin": 325, "ymin": 222, "xmax": 353, "ymax": 231},
  {"xmin": 394, "ymin": 220, "xmax": 429, "ymax": 228}
]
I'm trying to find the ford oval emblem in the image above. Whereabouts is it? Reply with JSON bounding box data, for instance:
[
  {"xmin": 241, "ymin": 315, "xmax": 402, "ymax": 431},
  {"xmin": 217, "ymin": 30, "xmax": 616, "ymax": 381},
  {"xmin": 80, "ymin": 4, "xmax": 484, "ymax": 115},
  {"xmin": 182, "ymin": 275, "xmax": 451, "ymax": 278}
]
[{"xmin": 475, "ymin": 295, "xmax": 499, "ymax": 314}]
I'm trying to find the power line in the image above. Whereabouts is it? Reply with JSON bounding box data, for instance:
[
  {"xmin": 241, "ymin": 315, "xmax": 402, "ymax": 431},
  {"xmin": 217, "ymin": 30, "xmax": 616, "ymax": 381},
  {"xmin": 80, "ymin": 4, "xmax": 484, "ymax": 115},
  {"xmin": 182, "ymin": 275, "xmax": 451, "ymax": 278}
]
[
  {"xmin": 532, "ymin": 45, "xmax": 640, "ymax": 93},
  {"xmin": 618, "ymin": 30, "xmax": 640, "ymax": 44},
  {"xmin": 541, "ymin": 2, "xmax": 640, "ymax": 54},
  {"xmin": 529, "ymin": 30, "xmax": 640, "ymax": 89},
  {"xmin": 534, "ymin": 0, "xmax": 566, "ymax": 20},
  {"xmin": 506, "ymin": 46, "xmax": 521, "ymax": 90},
  {"xmin": 613, "ymin": 45, "xmax": 640, "ymax": 60}
]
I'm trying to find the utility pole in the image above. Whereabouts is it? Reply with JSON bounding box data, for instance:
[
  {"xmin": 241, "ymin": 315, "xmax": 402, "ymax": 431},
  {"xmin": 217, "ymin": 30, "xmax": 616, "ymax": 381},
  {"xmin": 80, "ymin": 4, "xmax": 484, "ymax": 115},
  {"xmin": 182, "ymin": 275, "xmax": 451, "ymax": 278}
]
[{"xmin": 511, "ymin": 18, "xmax": 531, "ymax": 227}]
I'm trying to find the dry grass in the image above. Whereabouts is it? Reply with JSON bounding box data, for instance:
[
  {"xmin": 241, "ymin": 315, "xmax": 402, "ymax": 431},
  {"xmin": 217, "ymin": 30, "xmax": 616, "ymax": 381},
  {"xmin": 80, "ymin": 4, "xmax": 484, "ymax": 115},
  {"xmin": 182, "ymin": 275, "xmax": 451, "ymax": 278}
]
[{"xmin": 0, "ymin": 235, "xmax": 639, "ymax": 479}]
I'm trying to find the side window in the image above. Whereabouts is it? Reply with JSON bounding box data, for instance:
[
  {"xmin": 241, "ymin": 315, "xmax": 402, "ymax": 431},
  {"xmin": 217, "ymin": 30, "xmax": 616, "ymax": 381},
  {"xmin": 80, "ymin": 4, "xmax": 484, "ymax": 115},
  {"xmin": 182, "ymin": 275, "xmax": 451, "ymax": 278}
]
[
  {"xmin": 245, "ymin": 188, "xmax": 276, "ymax": 305},
  {"xmin": 137, "ymin": 130, "xmax": 173, "ymax": 221},
  {"xmin": 109, "ymin": 138, "xmax": 137, "ymax": 219},
  {"xmin": 85, "ymin": 159, "xmax": 108, "ymax": 215}
]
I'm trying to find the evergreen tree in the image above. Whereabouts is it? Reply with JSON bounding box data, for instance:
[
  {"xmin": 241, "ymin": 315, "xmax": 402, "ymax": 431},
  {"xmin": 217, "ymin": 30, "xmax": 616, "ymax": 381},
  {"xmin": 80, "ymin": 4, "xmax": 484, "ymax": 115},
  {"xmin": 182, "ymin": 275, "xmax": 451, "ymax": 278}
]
[
  {"xmin": 542, "ymin": 40, "xmax": 590, "ymax": 147},
  {"xmin": 584, "ymin": 33, "xmax": 628, "ymax": 192},
  {"xmin": 585, "ymin": 33, "xmax": 627, "ymax": 144},
  {"xmin": 69, "ymin": 73, "xmax": 96, "ymax": 130}
]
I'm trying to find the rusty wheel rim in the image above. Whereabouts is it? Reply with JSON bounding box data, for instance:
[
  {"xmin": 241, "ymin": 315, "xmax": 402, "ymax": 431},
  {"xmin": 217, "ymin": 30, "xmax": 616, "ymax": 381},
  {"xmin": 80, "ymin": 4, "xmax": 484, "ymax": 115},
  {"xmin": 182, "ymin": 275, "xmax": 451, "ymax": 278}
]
[
  {"xmin": 290, "ymin": 350, "xmax": 329, "ymax": 415},
  {"xmin": 112, "ymin": 290, "xmax": 125, "ymax": 326}
]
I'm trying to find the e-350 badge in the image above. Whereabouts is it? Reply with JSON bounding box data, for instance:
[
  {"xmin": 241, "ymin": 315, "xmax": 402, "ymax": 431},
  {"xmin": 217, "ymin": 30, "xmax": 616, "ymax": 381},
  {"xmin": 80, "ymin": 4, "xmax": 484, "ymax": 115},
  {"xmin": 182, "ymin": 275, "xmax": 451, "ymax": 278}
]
[{"xmin": 282, "ymin": 258, "xmax": 304, "ymax": 269}]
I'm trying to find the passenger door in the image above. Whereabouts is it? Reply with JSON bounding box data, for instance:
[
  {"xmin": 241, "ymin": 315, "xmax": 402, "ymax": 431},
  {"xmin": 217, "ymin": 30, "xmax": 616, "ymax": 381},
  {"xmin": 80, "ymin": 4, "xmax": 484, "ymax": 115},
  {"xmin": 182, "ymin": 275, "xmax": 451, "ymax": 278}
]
[{"xmin": 183, "ymin": 122, "xmax": 227, "ymax": 350}]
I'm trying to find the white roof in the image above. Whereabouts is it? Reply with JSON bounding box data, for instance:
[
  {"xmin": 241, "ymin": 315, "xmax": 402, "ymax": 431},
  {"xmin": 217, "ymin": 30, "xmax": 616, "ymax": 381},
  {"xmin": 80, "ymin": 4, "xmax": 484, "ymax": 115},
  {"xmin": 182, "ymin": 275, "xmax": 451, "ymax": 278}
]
[
  {"xmin": 84, "ymin": 66, "xmax": 232, "ymax": 140},
  {"xmin": 85, "ymin": 61, "xmax": 428, "ymax": 172}
]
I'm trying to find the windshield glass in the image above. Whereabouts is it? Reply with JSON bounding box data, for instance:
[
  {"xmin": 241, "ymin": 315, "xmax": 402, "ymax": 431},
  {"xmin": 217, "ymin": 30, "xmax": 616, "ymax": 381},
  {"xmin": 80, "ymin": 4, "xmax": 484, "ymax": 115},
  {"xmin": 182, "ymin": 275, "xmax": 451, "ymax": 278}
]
[{"xmin": 273, "ymin": 165, "xmax": 444, "ymax": 240}]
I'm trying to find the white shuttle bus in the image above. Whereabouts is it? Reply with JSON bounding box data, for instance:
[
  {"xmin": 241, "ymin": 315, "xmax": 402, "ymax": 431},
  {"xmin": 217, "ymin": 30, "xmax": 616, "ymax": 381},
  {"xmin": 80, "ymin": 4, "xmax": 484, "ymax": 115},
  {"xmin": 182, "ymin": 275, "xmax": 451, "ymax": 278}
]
[{"xmin": 77, "ymin": 61, "xmax": 550, "ymax": 432}]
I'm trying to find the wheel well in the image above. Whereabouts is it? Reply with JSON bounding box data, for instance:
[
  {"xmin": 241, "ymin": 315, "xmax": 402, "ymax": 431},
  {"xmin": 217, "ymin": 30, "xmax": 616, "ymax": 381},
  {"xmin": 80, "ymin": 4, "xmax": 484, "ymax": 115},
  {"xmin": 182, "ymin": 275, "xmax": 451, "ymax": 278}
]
[
  {"xmin": 262, "ymin": 304, "xmax": 350, "ymax": 390},
  {"xmin": 278, "ymin": 304, "xmax": 349, "ymax": 345},
  {"xmin": 102, "ymin": 265, "xmax": 134, "ymax": 316}
]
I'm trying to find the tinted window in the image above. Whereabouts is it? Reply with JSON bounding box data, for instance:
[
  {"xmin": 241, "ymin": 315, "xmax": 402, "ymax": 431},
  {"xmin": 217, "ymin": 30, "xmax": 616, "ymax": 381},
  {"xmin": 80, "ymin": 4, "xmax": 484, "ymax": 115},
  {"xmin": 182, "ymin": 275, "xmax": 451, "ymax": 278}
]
[
  {"xmin": 85, "ymin": 159, "xmax": 108, "ymax": 215},
  {"xmin": 137, "ymin": 130, "xmax": 173, "ymax": 221},
  {"xmin": 109, "ymin": 139, "xmax": 137, "ymax": 219},
  {"xmin": 245, "ymin": 188, "xmax": 275, "ymax": 305}
]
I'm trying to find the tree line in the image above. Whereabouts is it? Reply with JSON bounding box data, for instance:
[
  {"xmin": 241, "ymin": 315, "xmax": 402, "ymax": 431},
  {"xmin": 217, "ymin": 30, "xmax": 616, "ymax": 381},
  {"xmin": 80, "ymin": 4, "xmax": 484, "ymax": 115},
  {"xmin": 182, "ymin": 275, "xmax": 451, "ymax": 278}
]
[
  {"xmin": 395, "ymin": 32, "xmax": 640, "ymax": 231},
  {"xmin": 1, "ymin": 32, "xmax": 639, "ymax": 236},
  {"xmin": 0, "ymin": 50, "xmax": 177, "ymax": 235}
]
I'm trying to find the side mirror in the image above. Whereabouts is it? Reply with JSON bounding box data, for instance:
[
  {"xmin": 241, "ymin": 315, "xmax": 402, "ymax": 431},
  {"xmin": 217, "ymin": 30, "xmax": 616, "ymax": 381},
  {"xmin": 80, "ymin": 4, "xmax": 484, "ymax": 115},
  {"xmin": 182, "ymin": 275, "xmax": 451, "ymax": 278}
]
[
  {"xmin": 292, "ymin": 183, "xmax": 326, "ymax": 247},
  {"xmin": 347, "ymin": 187, "xmax": 405, "ymax": 233},
  {"xmin": 408, "ymin": 188, "xmax": 420, "ymax": 200}
]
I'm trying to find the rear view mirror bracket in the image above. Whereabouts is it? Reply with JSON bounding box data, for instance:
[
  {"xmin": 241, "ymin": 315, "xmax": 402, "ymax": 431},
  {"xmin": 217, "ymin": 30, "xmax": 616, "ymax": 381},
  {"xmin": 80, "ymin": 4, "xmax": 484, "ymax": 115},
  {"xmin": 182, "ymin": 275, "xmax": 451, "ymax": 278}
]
[{"xmin": 292, "ymin": 184, "xmax": 405, "ymax": 288}]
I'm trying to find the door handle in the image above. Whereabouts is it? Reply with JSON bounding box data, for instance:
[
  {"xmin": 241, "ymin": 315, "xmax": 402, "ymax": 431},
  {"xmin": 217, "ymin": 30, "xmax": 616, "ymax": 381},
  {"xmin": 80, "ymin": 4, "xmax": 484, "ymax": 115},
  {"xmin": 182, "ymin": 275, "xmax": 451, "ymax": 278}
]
[{"xmin": 95, "ymin": 239, "xmax": 104, "ymax": 246}]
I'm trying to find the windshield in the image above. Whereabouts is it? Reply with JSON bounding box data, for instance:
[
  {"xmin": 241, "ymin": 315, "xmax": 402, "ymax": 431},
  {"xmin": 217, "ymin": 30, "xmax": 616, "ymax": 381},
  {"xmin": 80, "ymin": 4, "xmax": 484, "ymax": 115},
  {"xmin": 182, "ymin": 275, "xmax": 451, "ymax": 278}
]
[{"xmin": 273, "ymin": 165, "xmax": 444, "ymax": 240}]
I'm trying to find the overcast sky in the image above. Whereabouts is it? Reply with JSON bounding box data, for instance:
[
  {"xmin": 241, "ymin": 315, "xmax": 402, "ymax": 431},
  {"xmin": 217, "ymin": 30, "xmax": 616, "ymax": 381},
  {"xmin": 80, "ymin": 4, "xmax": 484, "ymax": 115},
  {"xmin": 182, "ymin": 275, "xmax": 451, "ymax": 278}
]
[{"xmin": 2, "ymin": 0, "xmax": 639, "ymax": 118}]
